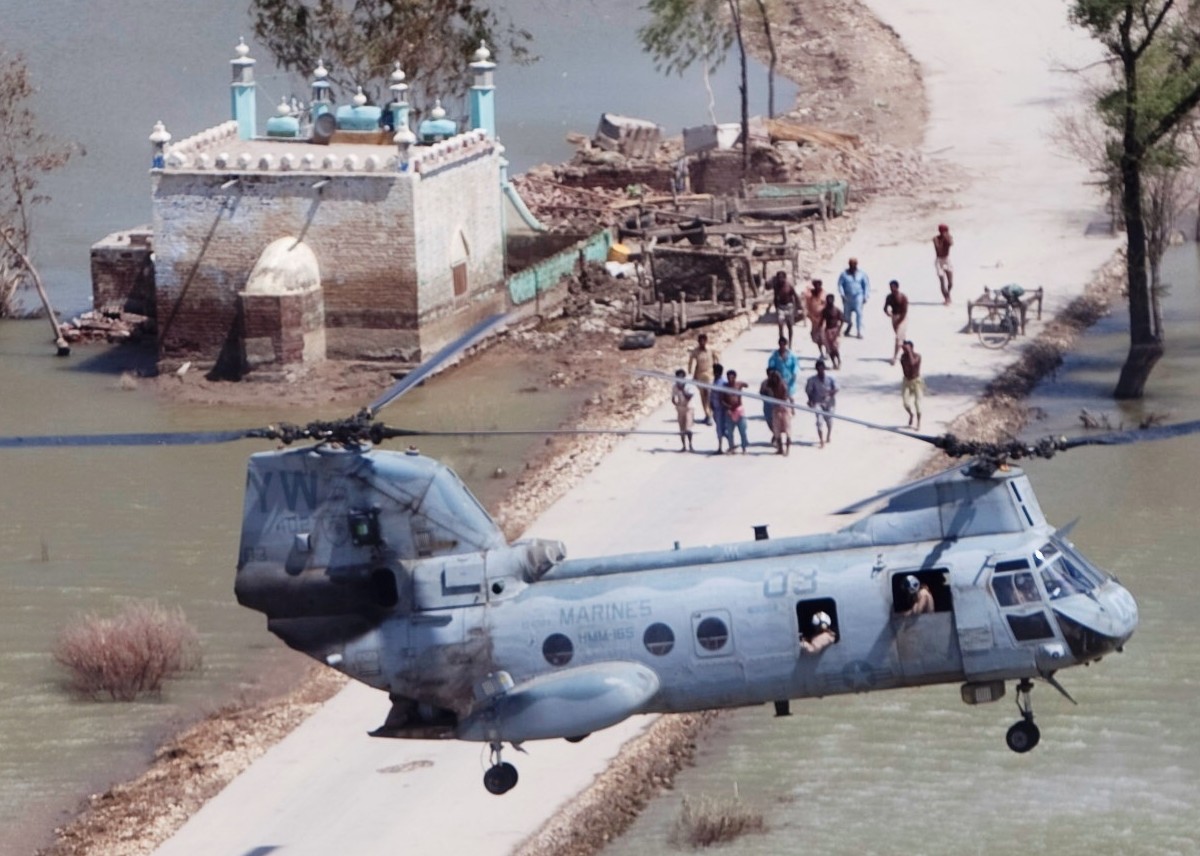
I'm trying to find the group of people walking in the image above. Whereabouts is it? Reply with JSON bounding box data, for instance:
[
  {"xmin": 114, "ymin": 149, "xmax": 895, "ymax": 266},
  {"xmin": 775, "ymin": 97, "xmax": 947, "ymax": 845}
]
[
  {"xmin": 673, "ymin": 334, "xmax": 839, "ymax": 455},
  {"xmin": 671, "ymin": 229, "xmax": 950, "ymax": 454}
]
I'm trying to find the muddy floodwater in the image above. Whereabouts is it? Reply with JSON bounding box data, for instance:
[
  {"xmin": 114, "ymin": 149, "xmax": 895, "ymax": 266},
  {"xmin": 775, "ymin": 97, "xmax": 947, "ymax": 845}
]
[
  {"xmin": 602, "ymin": 244, "xmax": 1200, "ymax": 856},
  {"xmin": 0, "ymin": 320, "xmax": 593, "ymax": 846},
  {"xmin": 0, "ymin": 0, "xmax": 793, "ymax": 848}
]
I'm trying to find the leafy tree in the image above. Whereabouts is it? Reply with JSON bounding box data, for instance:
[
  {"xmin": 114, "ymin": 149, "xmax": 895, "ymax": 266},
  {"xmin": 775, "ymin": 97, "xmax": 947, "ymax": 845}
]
[
  {"xmin": 639, "ymin": 0, "xmax": 751, "ymax": 170},
  {"xmin": 1070, "ymin": 0, "xmax": 1200, "ymax": 398},
  {"xmin": 0, "ymin": 49, "xmax": 76, "ymax": 319},
  {"xmin": 639, "ymin": 0, "xmax": 734, "ymax": 124},
  {"xmin": 249, "ymin": 0, "xmax": 532, "ymax": 112}
]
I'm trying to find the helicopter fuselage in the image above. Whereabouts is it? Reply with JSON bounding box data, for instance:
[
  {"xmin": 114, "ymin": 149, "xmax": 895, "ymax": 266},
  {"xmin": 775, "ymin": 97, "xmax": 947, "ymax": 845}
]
[{"xmin": 234, "ymin": 445, "xmax": 1138, "ymax": 748}]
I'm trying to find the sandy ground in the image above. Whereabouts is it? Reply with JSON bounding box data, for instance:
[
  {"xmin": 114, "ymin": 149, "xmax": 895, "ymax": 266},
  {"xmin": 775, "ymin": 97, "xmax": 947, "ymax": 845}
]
[{"xmin": 41, "ymin": 1, "xmax": 1129, "ymax": 854}]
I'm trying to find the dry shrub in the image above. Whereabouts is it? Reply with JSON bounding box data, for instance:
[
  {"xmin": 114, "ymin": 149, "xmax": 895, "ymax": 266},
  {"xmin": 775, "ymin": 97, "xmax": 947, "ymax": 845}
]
[
  {"xmin": 54, "ymin": 600, "xmax": 202, "ymax": 701},
  {"xmin": 669, "ymin": 794, "xmax": 766, "ymax": 849}
]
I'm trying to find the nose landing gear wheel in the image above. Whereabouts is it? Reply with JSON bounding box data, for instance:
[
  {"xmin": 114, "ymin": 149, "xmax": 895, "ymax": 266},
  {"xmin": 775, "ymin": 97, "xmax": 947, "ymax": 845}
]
[
  {"xmin": 1006, "ymin": 719, "xmax": 1041, "ymax": 753},
  {"xmin": 1005, "ymin": 678, "xmax": 1041, "ymax": 753},
  {"xmin": 484, "ymin": 761, "xmax": 519, "ymax": 794}
]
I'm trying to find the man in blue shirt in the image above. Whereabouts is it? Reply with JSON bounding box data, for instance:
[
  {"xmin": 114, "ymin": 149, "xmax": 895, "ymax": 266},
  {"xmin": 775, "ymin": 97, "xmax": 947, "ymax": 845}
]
[
  {"xmin": 766, "ymin": 337, "xmax": 798, "ymax": 399},
  {"xmin": 837, "ymin": 257, "xmax": 870, "ymax": 338}
]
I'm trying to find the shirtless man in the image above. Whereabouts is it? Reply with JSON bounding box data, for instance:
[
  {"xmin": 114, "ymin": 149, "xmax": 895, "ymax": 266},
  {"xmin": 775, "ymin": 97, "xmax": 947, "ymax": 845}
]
[
  {"xmin": 883, "ymin": 279, "xmax": 909, "ymax": 365},
  {"xmin": 687, "ymin": 333, "xmax": 719, "ymax": 424},
  {"xmin": 899, "ymin": 339, "xmax": 924, "ymax": 430},
  {"xmin": 820, "ymin": 293, "xmax": 844, "ymax": 370},
  {"xmin": 933, "ymin": 224, "xmax": 954, "ymax": 304},
  {"xmin": 902, "ymin": 575, "xmax": 935, "ymax": 616},
  {"xmin": 803, "ymin": 279, "xmax": 827, "ymax": 358},
  {"xmin": 771, "ymin": 271, "xmax": 799, "ymax": 348}
]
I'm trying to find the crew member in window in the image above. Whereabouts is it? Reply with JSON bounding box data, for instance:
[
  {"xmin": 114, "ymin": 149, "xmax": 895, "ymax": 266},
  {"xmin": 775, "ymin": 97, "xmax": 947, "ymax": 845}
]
[
  {"xmin": 801, "ymin": 612, "xmax": 838, "ymax": 654},
  {"xmin": 902, "ymin": 575, "xmax": 935, "ymax": 616},
  {"xmin": 1014, "ymin": 573, "xmax": 1041, "ymax": 604}
]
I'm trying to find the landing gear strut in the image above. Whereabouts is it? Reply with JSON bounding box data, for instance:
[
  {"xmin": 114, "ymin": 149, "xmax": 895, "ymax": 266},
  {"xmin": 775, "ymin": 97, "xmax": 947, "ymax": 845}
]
[
  {"xmin": 1005, "ymin": 678, "xmax": 1041, "ymax": 753},
  {"xmin": 483, "ymin": 741, "xmax": 519, "ymax": 795}
]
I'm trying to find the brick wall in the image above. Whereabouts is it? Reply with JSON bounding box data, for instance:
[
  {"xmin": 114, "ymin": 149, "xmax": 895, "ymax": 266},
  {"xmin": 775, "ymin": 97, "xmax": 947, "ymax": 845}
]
[
  {"xmin": 688, "ymin": 148, "xmax": 791, "ymax": 196},
  {"xmin": 152, "ymin": 147, "xmax": 506, "ymax": 371},
  {"xmin": 91, "ymin": 229, "xmax": 156, "ymax": 316}
]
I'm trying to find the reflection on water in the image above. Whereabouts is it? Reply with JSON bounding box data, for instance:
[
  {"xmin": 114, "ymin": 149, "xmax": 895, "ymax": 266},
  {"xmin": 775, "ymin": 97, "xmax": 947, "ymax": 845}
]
[{"xmin": 603, "ymin": 244, "xmax": 1200, "ymax": 856}]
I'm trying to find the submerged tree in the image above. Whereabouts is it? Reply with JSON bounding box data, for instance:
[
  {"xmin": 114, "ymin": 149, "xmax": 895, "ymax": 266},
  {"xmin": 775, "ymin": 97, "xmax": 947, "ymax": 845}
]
[
  {"xmin": 0, "ymin": 49, "xmax": 76, "ymax": 319},
  {"xmin": 248, "ymin": 0, "xmax": 532, "ymax": 111},
  {"xmin": 1070, "ymin": 0, "xmax": 1200, "ymax": 399}
]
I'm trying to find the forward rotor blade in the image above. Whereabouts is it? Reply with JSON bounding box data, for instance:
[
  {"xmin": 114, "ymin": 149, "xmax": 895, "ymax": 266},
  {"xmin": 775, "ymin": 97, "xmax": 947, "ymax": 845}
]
[
  {"xmin": 368, "ymin": 314, "xmax": 509, "ymax": 417},
  {"xmin": 0, "ymin": 429, "xmax": 263, "ymax": 449},
  {"xmin": 1057, "ymin": 418, "xmax": 1200, "ymax": 450},
  {"xmin": 633, "ymin": 369, "xmax": 938, "ymax": 441},
  {"xmin": 377, "ymin": 426, "xmax": 679, "ymax": 440}
]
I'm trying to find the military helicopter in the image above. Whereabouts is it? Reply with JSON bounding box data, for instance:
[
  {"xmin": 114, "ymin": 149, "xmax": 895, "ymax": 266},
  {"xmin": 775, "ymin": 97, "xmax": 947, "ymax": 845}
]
[{"xmin": 3, "ymin": 315, "xmax": 1196, "ymax": 796}]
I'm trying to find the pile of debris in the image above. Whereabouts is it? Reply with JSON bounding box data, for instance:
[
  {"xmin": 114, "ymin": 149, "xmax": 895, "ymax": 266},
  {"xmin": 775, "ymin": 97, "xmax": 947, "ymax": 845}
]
[{"xmin": 60, "ymin": 310, "xmax": 155, "ymax": 344}]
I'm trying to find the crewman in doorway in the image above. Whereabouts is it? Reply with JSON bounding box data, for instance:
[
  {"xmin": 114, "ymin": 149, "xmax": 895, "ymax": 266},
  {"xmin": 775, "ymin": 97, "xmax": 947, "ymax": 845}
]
[
  {"xmin": 902, "ymin": 575, "xmax": 935, "ymax": 615},
  {"xmin": 801, "ymin": 611, "xmax": 838, "ymax": 654}
]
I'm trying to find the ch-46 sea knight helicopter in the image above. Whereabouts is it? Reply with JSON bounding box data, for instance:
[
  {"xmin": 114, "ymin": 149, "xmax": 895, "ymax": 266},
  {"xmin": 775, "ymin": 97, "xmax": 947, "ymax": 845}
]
[{"xmin": 4, "ymin": 315, "xmax": 1198, "ymax": 796}]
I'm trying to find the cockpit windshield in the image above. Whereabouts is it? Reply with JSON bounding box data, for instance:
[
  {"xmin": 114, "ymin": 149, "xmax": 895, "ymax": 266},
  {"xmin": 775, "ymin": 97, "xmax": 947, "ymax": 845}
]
[{"xmin": 1032, "ymin": 539, "xmax": 1110, "ymax": 599}]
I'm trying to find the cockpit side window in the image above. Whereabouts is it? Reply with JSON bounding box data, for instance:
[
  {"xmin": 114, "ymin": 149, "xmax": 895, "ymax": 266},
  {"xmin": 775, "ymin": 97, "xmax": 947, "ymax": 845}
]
[
  {"xmin": 991, "ymin": 562, "xmax": 1041, "ymax": 607},
  {"xmin": 991, "ymin": 558, "xmax": 1055, "ymax": 642}
]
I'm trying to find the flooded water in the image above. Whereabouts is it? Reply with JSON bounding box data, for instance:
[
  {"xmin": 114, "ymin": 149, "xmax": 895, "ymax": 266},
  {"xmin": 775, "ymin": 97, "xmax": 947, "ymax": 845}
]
[
  {"xmin": 0, "ymin": 319, "xmax": 591, "ymax": 847},
  {"xmin": 602, "ymin": 245, "xmax": 1200, "ymax": 856},
  {"xmin": 0, "ymin": 2, "xmax": 792, "ymax": 849}
]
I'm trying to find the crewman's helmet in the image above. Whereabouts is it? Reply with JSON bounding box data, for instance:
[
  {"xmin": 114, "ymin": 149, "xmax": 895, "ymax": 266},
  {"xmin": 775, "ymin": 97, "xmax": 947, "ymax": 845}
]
[
  {"xmin": 812, "ymin": 611, "xmax": 831, "ymax": 629},
  {"xmin": 906, "ymin": 575, "xmax": 921, "ymax": 594}
]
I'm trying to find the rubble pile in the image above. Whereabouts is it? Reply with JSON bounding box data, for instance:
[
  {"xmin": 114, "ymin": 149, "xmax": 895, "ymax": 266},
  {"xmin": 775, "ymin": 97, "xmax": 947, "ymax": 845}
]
[{"xmin": 61, "ymin": 310, "xmax": 154, "ymax": 344}]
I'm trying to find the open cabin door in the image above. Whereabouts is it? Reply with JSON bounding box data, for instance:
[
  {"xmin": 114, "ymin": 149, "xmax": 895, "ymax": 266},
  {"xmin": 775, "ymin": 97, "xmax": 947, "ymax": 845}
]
[{"xmin": 890, "ymin": 570, "xmax": 962, "ymax": 681}]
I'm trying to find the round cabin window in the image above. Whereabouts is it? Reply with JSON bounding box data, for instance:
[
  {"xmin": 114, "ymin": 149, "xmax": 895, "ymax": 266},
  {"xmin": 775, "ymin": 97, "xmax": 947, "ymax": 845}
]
[
  {"xmin": 542, "ymin": 633, "xmax": 574, "ymax": 667},
  {"xmin": 643, "ymin": 622, "xmax": 675, "ymax": 656},
  {"xmin": 696, "ymin": 616, "xmax": 729, "ymax": 651}
]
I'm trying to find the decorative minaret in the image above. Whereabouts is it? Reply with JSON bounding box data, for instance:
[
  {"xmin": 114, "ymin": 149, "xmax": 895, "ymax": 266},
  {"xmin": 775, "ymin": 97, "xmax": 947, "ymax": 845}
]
[
  {"xmin": 468, "ymin": 41, "xmax": 496, "ymax": 137},
  {"xmin": 311, "ymin": 59, "xmax": 332, "ymax": 118},
  {"xmin": 394, "ymin": 126, "xmax": 417, "ymax": 172},
  {"xmin": 388, "ymin": 62, "xmax": 410, "ymax": 133},
  {"xmin": 149, "ymin": 120, "xmax": 172, "ymax": 169},
  {"xmin": 230, "ymin": 38, "xmax": 257, "ymax": 140}
]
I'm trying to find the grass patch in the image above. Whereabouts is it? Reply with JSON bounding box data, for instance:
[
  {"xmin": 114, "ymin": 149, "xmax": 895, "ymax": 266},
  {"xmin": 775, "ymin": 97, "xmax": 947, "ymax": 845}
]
[
  {"xmin": 669, "ymin": 794, "xmax": 766, "ymax": 848},
  {"xmin": 54, "ymin": 600, "xmax": 202, "ymax": 701}
]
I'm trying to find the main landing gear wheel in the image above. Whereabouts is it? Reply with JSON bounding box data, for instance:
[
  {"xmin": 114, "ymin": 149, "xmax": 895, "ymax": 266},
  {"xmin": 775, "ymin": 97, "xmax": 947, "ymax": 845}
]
[
  {"xmin": 1005, "ymin": 678, "xmax": 1041, "ymax": 753},
  {"xmin": 1006, "ymin": 720, "xmax": 1041, "ymax": 753},
  {"xmin": 484, "ymin": 742, "xmax": 519, "ymax": 795},
  {"xmin": 483, "ymin": 761, "xmax": 519, "ymax": 794}
]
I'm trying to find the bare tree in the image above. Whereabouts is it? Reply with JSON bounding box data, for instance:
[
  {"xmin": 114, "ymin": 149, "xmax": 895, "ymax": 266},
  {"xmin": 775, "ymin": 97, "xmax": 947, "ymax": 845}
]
[
  {"xmin": 0, "ymin": 48, "xmax": 76, "ymax": 320},
  {"xmin": 751, "ymin": 0, "xmax": 778, "ymax": 119}
]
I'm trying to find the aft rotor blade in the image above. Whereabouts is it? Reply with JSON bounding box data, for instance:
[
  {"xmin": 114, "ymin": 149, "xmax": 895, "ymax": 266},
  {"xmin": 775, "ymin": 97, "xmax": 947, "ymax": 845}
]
[
  {"xmin": 1057, "ymin": 418, "xmax": 1200, "ymax": 450},
  {"xmin": 633, "ymin": 369, "xmax": 939, "ymax": 442},
  {"xmin": 368, "ymin": 314, "xmax": 509, "ymax": 417},
  {"xmin": 0, "ymin": 429, "xmax": 263, "ymax": 449},
  {"xmin": 834, "ymin": 462, "xmax": 970, "ymax": 515}
]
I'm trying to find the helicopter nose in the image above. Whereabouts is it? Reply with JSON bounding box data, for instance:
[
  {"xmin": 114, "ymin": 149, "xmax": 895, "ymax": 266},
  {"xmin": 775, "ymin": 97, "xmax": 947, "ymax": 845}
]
[
  {"xmin": 1051, "ymin": 581, "xmax": 1138, "ymax": 662},
  {"xmin": 1106, "ymin": 582, "xmax": 1139, "ymax": 646}
]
